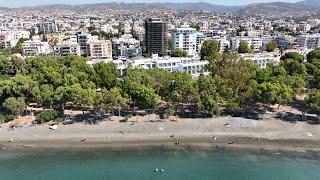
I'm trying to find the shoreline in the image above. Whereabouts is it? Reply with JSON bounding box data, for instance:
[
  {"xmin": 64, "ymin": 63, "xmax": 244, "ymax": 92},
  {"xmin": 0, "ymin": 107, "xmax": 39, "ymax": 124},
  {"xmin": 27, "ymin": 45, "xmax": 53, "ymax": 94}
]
[{"xmin": 1, "ymin": 136, "xmax": 320, "ymax": 155}]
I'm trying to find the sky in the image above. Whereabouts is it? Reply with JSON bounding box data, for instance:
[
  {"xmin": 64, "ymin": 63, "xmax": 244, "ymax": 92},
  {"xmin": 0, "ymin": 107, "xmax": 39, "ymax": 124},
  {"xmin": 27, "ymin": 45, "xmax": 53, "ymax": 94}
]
[{"xmin": 0, "ymin": 0, "xmax": 301, "ymax": 8}]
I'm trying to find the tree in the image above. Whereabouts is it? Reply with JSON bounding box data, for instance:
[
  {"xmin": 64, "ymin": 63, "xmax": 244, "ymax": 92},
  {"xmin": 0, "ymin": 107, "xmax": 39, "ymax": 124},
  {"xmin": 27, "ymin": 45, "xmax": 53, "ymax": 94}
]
[
  {"xmin": 305, "ymin": 90, "xmax": 320, "ymax": 111},
  {"xmin": 265, "ymin": 41, "xmax": 277, "ymax": 52},
  {"xmin": 281, "ymin": 52, "xmax": 304, "ymax": 63},
  {"xmin": 196, "ymin": 76, "xmax": 220, "ymax": 116},
  {"xmin": 93, "ymin": 91, "xmax": 110, "ymax": 115},
  {"xmin": 238, "ymin": 40, "xmax": 253, "ymax": 53},
  {"xmin": 166, "ymin": 72, "xmax": 196, "ymax": 108},
  {"xmin": 11, "ymin": 38, "xmax": 28, "ymax": 54},
  {"xmin": 36, "ymin": 110, "xmax": 60, "ymax": 124},
  {"xmin": 3, "ymin": 97, "xmax": 26, "ymax": 116},
  {"xmin": 53, "ymin": 86, "xmax": 69, "ymax": 112},
  {"xmin": 167, "ymin": 38, "xmax": 172, "ymax": 50},
  {"xmin": 171, "ymin": 49, "xmax": 187, "ymax": 57},
  {"xmin": 307, "ymin": 49, "xmax": 320, "ymax": 64},
  {"xmin": 200, "ymin": 40, "xmax": 220, "ymax": 60},
  {"xmin": 88, "ymin": 25, "xmax": 96, "ymax": 32},
  {"xmin": 305, "ymin": 90, "xmax": 320, "ymax": 121},
  {"xmin": 34, "ymin": 84, "xmax": 55, "ymax": 109},
  {"xmin": 11, "ymin": 74, "xmax": 38, "ymax": 102},
  {"xmin": 280, "ymin": 59, "xmax": 307, "ymax": 76},
  {"xmin": 105, "ymin": 87, "xmax": 129, "ymax": 116},
  {"xmin": 206, "ymin": 52, "xmax": 239, "ymax": 77},
  {"xmin": 190, "ymin": 23, "xmax": 200, "ymax": 31},
  {"xmin": 257, "ymin": 82, "xmax": 293, "ymax": 107},
  {"xmin": 132, "ymin": 85, "xmax": 159, "ymax": 110},
  {"xmin": 66, "ymin": 84, "xmax": 95, "ymax": 111},
  {"xmin": 92, "ymin": 62, "xmax": 119, "ymax": 90}
]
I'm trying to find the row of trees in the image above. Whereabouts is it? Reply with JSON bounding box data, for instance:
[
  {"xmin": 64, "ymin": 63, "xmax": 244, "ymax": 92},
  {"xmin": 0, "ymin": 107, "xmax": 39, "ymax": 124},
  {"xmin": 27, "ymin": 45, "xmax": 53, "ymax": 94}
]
[
  {"xmin": 0, "ymin": 41, "xmax": 320, "ymax": 123},
  {"xmin": 201, "ymin": 40, "xmax": 320, "ymax": 114}
]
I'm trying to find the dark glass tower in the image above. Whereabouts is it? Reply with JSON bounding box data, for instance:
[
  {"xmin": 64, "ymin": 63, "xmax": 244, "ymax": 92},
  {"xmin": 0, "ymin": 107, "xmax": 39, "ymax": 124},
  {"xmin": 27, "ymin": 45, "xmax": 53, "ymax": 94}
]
[{"xmin": 145, "ymin": 18, "xmax": 167, "ymax": 55}]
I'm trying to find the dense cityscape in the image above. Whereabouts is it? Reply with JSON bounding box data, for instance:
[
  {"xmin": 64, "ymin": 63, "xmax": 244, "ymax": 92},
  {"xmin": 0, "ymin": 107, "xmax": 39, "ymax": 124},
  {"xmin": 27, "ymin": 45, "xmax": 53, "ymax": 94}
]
[
  {"xmin": 1, "ymin": 1, "xmax": 320, "ymax": 179},
  {"xmin": 0, "ymin": 2, "xmax": 319, "ymax": 75}
]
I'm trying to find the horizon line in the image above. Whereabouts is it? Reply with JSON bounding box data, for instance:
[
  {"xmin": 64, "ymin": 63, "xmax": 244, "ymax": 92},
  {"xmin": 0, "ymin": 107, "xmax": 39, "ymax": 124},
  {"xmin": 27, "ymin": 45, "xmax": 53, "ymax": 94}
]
[{"xmin": 0, "ymin": 1, "xmax": 301, "ymax": 9}]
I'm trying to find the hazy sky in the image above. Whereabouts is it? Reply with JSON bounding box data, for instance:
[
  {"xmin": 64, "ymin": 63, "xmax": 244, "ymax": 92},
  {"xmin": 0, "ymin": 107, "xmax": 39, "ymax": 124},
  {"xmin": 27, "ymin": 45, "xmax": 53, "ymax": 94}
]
[{"xmin": 0, "ymin": 0, "xmax": 301, "ymax": 7}]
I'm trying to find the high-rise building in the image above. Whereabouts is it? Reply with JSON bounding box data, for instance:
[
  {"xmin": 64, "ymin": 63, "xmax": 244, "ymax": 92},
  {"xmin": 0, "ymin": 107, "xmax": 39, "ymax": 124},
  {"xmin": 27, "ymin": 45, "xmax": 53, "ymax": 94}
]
[
  {"xmin": 171, "ymin": 26, "xmax": 197, "ymax": 56},
  {"xmin": 145, "ymin": 18, "xmax": 167, "ymax": 55}
]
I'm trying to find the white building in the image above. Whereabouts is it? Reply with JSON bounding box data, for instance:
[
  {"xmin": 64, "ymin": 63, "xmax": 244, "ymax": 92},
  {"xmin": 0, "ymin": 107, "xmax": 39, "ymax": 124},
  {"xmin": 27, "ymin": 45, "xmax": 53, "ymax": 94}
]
[
  {"xmin": 56, "ymin": 41, "xmax": 81, "ymax": 56},
  {"xmin": 231, "ymin": 37, "xmax": 263, "ymax": 52},
  {"xmin": 241, "ymin": 52, "xmax": 281, "ymax": 68},
  {"xmin": 76, "ymin": 32, "xmax": 92, "ymax": 56},
  {"xmin": 307, "ymin": 19, "xmax": 320, "ymax": 27},
  {"xmin": 123, "ymin": 22, "xmax": 132, "ymax": 34},
  {"xmin": 298, "ymin": 23, "xmax": 311, "ymax": 33},
  {"xmin": 195, "ymin": 32, "xmax": 206, "ymax": 54},
  {"xmin": 204, "ymin": 29, "xmax": 226, "ymax": 38},
  {"xmin": 132, "ymin": 54, "xmax": 209, "ymax": 76},
  {"xmin": 171, "ymin": 26, "xmax": 197, "ymax": 56},
  {"xmin": 297, "ymin": 34, "xmax": 320, "ymax": 50},
  {"xmin": 38, "ymin": 21, "xmax": 58, "ymax": 34},
  {"xmin": 101, "ymin": 24, "xmax": 118, "ymax": 34},
  {"xmin": 87, "ymin": 39, "xmax": 112, "ymax": 60},
  {"xmin": 0, "ymin": 30, "xmax": 30, "ymax": 49},
  {"xmin": 22, "ymin": 40, "xmax": 51, "ymax": 56},
  {"xmin": 276, "ymin": 35, "xmax": 296, "ymax": 50},
  {"xmin": 0, "ymin": 34, "xmax": 17, "ymax": 49},
  {"xmin": 68, "ymin": 35, "xmax": 78, "ymax": 44},
  {"xmin": 113, "ymin": 34, "xmax": 141, "ymax": 58}
]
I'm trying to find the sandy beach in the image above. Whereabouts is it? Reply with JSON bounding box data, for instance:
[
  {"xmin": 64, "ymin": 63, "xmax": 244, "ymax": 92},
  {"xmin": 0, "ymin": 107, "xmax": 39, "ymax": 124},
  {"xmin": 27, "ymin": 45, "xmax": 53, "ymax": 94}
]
[{"xmin": 1, "ymin": 108, "xmax": 320, "ymax": 153}]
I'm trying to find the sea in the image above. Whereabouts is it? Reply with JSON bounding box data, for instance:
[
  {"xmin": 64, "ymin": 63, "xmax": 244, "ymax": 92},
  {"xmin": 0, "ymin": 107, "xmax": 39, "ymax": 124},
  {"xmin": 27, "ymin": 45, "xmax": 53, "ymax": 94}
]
[{"xmin": 0, "ymin": 148, "xmax": 320, "ymax": 180}]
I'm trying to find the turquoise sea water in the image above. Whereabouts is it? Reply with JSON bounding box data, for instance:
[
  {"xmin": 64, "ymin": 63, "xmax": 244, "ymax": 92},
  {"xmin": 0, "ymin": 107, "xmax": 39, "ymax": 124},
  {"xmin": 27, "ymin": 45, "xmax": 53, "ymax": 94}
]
[{"xmin": 1, "ymin": 149, "xmax": 320, "ymax": 180}]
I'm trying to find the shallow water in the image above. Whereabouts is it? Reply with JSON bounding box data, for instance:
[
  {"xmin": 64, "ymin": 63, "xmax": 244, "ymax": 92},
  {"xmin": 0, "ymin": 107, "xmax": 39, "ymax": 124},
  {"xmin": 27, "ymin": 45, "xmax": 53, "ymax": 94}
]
[{"xmin": 0, "ymin": 149, "xmax": 320, "ymax": 180}]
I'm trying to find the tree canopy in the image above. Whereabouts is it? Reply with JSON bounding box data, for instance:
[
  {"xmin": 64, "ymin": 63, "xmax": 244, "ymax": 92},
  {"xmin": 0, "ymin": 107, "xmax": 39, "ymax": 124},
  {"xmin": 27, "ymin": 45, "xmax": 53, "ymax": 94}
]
[
  {"xmin": 171, "ymin": 49, "xmax": 188, "ymax": 57},
  {"xmin": 200, "ymin": 40, "xmax": 220, "ymax": 60},
  {"xmin": 238, "ymin": 40, "xmax": 253, "ymax": 54},
  {"xmin": 265, "ymin": 41, "xmax": 277, "ymax": 52},
  {"xmin": 0, "ymin": 47, "xmax": 320, "ymax": 123}
]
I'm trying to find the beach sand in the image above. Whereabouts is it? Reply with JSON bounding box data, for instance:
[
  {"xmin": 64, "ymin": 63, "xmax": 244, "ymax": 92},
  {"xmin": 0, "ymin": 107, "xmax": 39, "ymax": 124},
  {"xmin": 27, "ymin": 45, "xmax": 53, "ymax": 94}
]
[{"xmin": 1, "ymin": 113, "xmax": 320, "ymax": 153}]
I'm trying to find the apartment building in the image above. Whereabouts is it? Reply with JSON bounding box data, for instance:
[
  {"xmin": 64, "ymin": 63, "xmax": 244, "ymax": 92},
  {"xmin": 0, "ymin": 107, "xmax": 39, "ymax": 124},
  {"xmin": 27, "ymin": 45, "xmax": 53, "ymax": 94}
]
[
  {"xmin": 132, "ymin": 54, "xmax": 209, "ymax": 76},
  {"xmin": 231, "ymin": 37, "xmax": 263, "ymax": 52},
  {"xmin": 276, "ymin": 35, "xmax": 296, "ymax": 50},
  {"xmin": 87, "ymin": 39, "xmax": 112, "ymax": 60},
  {"xmin": 241, "ymin": 52, "xmax": 281, "ymax": 68},
  {"xmin": 76, "ymin": 32, "xmax": 92, "ymax": 56},
  {"xmin": 113, "ymin": 34, "xmax": 141, "ymax": 58},
  {"xmin": 297, "ymin": 34, "xmax": 320, "ymax": 49},
  {"xmin": 22, "ymin": 40, "xmax": 51, "ymax": 56},
  {"xmin": 56, "ymin": 41, "xmax": 81, "ymax": 56},
  {"xmin": 171, "ymin": 26, "xmax": 197, "ymax": 56},
  {"xmin": 37, "ymin": 21, "xmax": 58, "ymax": 34}
]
